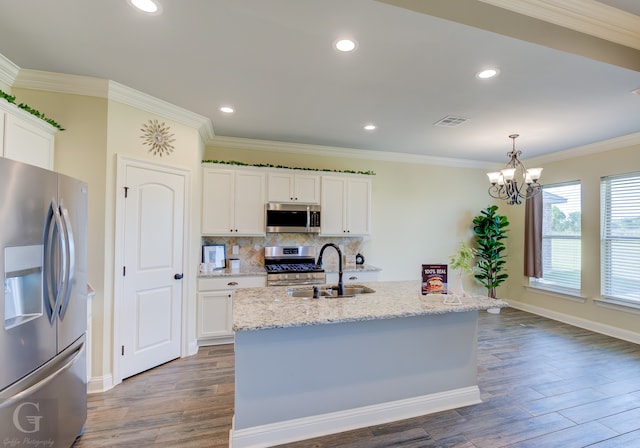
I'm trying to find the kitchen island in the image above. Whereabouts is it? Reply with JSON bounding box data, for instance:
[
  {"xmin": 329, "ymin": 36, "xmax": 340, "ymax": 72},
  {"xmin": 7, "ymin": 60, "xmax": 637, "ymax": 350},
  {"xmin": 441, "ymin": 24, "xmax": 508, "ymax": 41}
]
[{"xmin": 231, "ymin": 281, "xmax": 508, "ymax": 448}]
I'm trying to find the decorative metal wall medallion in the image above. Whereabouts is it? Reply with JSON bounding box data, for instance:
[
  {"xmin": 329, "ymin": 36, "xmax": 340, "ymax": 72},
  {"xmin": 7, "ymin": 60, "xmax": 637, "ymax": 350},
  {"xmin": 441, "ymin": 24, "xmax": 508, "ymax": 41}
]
[{"xmin": 141, "ymin": 119, "xmax": 175, "ymax": 156}]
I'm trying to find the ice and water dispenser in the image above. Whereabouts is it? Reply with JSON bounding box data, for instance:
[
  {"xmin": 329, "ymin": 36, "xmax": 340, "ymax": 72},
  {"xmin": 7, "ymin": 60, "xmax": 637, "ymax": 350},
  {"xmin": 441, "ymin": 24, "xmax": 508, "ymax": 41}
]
[{"xmin": 4, "ymin": 245, "xmax": 43, "ymax": 329}]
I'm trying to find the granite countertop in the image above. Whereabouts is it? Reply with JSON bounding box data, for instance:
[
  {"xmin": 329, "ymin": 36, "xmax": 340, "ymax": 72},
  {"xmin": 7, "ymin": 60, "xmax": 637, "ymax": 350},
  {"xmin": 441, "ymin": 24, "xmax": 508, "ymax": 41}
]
[
  {"xmin": 198, "ymin": 266, "xmax": 266, "ymax": 278},
  {"xmin": 233, "ymin": 280, "xmax": 508, "ymax": 331}
]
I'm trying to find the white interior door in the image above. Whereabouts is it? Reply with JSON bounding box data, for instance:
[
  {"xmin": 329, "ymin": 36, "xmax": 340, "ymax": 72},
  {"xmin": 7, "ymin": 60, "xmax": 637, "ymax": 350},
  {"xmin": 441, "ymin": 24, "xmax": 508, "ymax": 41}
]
[{"xmin": 120, "ymin": 164, "xmax": 185, "ymax": 379}]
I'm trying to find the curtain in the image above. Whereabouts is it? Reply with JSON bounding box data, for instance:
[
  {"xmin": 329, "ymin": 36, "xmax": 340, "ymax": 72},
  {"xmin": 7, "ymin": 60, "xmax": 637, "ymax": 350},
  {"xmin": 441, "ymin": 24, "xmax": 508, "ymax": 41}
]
[{"xmin": 524, "ymin": 192, "xmax": 543, "ymax": 278}]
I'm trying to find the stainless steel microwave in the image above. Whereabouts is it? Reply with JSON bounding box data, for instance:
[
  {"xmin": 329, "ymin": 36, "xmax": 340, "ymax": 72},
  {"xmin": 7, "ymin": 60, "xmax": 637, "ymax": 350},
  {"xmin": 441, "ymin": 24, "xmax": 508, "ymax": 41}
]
[{"xmin": 265, "ymin": 203, "xmax": 321, "ymax": 233}]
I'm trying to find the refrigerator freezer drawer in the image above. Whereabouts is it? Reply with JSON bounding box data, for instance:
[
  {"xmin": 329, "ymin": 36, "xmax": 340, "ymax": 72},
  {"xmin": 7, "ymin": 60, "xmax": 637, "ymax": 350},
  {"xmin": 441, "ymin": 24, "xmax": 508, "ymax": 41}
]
[{"xmin": 0, "ymin": 335, "xmax": 87, "ymax": 447}]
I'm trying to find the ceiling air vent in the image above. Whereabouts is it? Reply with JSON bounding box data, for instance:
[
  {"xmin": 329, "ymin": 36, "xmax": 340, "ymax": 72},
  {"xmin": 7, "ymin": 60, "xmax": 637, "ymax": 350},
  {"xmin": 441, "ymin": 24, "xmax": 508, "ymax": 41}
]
[{"xmin": 434, "ymin": 115, "xmax": 469, "ymax": 127}]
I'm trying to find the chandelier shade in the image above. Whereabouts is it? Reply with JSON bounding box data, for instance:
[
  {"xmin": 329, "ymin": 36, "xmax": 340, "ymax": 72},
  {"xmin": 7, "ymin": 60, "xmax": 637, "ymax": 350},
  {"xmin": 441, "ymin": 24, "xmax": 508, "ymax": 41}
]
[{"xmin": 487, "ymin": 134, "xmax": 542, "ymax": 205}]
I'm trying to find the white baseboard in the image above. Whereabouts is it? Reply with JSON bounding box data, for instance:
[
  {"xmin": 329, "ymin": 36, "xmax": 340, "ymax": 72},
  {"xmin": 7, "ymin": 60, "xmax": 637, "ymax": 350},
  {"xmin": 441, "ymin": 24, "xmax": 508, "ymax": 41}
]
[
  {"xmin": 230, "ymin": 386, "xmax": 480, "ymax": 448},
  {"xmin": 87, "ymin": 374, "xmax": 114, "ymax": 394},
  {"xmin": 507, "ymin": 300, "xmax": 640, "ymax": 344},
  {"xmin": 197, "ymin": 336, "xmax": 235, "ymax": 347}
]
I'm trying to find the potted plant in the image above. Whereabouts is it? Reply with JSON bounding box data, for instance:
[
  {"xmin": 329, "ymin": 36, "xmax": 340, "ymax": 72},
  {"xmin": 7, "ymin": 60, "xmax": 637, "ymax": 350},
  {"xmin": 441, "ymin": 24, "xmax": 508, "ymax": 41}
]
[
  {"xmin": 448, "ymin": 241, "xmax": 476, "ymax": 297},
  {"xmin": 472, "ymin": 205, "xmax": 510, "ymax": 306}
]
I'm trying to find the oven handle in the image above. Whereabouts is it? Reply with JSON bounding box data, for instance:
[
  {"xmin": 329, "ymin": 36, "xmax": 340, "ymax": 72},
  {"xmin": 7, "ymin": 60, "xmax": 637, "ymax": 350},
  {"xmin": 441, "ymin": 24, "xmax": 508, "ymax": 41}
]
[{"xmin": 268, "ymin": 279, "xmax": 326, "ymax": 287}]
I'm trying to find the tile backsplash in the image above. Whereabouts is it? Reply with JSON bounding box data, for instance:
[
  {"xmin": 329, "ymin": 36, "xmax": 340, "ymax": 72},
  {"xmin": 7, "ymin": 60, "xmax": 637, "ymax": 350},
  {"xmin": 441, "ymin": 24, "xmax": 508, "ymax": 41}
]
[{"xmin": 201, "ymin": 235, "xmax": 365, "ymax": 269}]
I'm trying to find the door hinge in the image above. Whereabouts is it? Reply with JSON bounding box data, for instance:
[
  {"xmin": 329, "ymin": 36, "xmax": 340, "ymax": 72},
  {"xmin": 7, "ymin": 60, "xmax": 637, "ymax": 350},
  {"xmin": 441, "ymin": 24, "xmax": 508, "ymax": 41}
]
[
  {"xmin": 121, "ymin": 345, "xmax": 125, "ymax": 356},
  {"xmin": 123, "ymin": 266, "xmax": 126, "ymax": 276},
  {"xmin": 124, "ymin": 186, "xmax": 129, "ymax": 198}
]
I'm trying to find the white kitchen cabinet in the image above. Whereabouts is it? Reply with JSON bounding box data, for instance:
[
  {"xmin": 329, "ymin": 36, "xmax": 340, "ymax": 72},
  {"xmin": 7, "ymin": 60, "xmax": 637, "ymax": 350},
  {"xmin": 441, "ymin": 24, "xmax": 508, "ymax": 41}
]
[
  {"xmin": 267, "ymin": 170, "xmax": 320, "ymax": 203},
  {"xmin": 0, "ymin": 100, "xmax": 56, "ymax": 170},
  {"xmin": 320, "ymin": 175, "xmax": 372, "ymax": 236},
  {"xmin": 202, "ymin": 166, "xmax": 266, "ymax": 235},
  {"xmin": 326, "ymin": 270, "xmax": 379, "ymax": 284},
  {"xmin": 197, "ymin": 275, "xmax": 265, "ymax": 345}
]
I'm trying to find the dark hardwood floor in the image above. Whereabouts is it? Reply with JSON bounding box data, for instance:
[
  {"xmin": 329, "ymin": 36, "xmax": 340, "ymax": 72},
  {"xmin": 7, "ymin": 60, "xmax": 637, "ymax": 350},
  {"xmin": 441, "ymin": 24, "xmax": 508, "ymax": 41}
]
[{"xmin": 73, "ymin": 308, "xmax": 640, "ymax": 447}]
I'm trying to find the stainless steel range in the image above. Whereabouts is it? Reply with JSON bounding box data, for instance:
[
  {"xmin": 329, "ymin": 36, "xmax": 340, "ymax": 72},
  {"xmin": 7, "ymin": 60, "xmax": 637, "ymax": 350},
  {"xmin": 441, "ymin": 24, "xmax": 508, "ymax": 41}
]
[{"xmin": 264, "ymin": 246, "xmax": 326, "ymax": 286}]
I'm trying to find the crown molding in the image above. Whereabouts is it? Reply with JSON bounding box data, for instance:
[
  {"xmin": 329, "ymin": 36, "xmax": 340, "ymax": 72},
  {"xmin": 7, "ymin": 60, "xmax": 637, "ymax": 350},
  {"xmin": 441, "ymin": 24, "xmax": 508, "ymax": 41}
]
[
  {"xmin": 479, "ymin": 0, "xmax": 640, "ymax": 50},
  {"xmin": 526, "ymin": 132, "xmax": 640, "ymax": 165},
  {"xmin": 10, "ymin": 67, "xmax": 214, "ymax": 141},
  {"xmin": 108, "ymin": 81, "xmax": 214, "ymax": 141},
  {"xmin": 14, "ymin": 69, "xmax": 109, "ymax": 97},
  {"xmin": 206, "ymin": 136, "xmax": 496, "ymax": 170},
  {"xmin": 0, "ymin": 53, "xmax": 20, "ymax": 87}
]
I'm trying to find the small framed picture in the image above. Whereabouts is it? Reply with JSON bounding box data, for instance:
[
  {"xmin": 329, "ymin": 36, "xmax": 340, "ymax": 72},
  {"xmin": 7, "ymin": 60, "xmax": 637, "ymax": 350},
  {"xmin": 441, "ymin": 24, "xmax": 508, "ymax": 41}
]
[{"xmin": 202, "ymin": 244, "xmax": 226, "ymax": 270}]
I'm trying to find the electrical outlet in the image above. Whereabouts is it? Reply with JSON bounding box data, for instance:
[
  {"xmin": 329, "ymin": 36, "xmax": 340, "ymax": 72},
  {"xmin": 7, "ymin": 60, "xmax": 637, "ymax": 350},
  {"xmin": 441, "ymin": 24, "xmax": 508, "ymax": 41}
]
[{"xmin": 232, "ymin": 245, "xmax": 239, "ymax": 255}]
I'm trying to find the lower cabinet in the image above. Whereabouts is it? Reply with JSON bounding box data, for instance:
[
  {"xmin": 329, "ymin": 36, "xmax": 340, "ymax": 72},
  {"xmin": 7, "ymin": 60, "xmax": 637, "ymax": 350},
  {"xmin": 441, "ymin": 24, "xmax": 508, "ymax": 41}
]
[
  {"xmin": 325, "ymin": 270, "xmax": 380, "ymax": 284},
  {"xmin": 197, "ymin": 275, "xmax": 265, "ymax": 346}
]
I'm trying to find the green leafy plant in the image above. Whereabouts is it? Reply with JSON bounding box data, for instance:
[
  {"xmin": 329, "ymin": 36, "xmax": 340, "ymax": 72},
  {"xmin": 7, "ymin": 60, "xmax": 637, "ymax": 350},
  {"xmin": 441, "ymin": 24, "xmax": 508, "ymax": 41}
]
[
  {"xmin": 0, "ymin": 89, "xmax": 65, "ymax": 130},
  {"xmin": 202, "ymin": 159, "xmax": 375, "ymax": 175},
  {"xmin": 449, "ymin": 241, "xmax": 476, "ymax": 276},
  {"xmin": 472, "ymin": 205, "xmax": 510, "ymax": 298}
]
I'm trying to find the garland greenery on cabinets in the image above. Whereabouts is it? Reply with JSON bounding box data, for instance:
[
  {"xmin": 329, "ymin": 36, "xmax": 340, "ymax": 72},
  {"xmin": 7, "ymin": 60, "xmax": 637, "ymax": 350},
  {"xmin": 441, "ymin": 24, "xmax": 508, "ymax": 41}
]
[
  {"xmin": 202, "ymin": 159, "xmax": 375, "ymax": 176},
  {"xmin": 0, "ymin": 89, "xmax": 65, "ymax": 130}
]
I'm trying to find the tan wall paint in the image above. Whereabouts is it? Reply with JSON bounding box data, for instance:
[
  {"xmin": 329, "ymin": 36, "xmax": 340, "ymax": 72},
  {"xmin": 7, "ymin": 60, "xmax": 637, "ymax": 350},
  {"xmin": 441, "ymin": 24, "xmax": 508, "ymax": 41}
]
[
  {"xmin": 13, "ymin": 87, "xmax": 110, "ymax": 380},
  {"xmin": 503, "ymin": 143, "xmax": 640, "ymax": 337},
  {"xmin": 11, "ymin": 88, "xmax": 205, "ymax": 388},
  {"xmin": 204, "ymin": 146, "xmax": 492, "ymax": 293},
  {"xmin": 105, "ymin": 100, "xmax": 204, "ymax": 381}
]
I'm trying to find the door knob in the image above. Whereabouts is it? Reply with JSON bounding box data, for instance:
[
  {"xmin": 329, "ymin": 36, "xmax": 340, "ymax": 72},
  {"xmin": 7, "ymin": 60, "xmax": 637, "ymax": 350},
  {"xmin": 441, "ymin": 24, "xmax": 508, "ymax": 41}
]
[{"xmin": 174, "ymin": 273, "xmax": 183, "ymax": 280}]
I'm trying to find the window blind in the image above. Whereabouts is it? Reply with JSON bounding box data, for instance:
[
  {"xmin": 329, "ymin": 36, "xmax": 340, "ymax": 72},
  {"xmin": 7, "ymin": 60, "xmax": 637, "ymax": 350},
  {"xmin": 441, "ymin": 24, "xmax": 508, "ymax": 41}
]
[{"xmin": 601, "ymin": 172, "xmax": 640, "ymax": 302}]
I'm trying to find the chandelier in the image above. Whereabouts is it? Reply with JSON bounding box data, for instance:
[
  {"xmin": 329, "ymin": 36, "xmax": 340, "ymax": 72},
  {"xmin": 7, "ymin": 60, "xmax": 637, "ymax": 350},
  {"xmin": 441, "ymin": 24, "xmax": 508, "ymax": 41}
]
[{"xmin": 487, "ymin": 134, "xmax": 543, "ymax": 205}]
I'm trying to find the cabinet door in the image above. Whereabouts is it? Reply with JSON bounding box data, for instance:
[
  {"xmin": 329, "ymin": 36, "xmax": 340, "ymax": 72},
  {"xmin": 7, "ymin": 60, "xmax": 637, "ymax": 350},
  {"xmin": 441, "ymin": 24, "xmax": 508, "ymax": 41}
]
[
  {"xmin": 320, "ymin": 176, "xmax": 347, "ymax": 235},
  {"xmin": 202, "ymin": 168, "xmax": 235, "ymax": 234},
  {"xmin": 4, "ymin": 114, "xmax": 55, "ymax": 170},
  {"xmin": 234, "ymin": 170, "xmax": 266, "ymax": 235},
  {"xmin": 197, "ymin": 290, "xmax": 233, "ymax": 338},
  {"xmin": 346, "ymin": 177, "xmax": 372, "ymax": 235},
  {"xmin": 267, "ymin": 171, "xmax": 294, "ymax": 202},
  {"xmin": 294, "ymin": 173, "xmax": 320, "ymax": 204}
]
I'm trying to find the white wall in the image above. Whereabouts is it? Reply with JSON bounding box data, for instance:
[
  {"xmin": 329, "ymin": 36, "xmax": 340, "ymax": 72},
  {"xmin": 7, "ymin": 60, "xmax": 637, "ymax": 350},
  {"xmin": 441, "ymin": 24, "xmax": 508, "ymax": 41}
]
[{"xmin": 204, "ymin": 143, "xmax": 494, "ymax": 294}]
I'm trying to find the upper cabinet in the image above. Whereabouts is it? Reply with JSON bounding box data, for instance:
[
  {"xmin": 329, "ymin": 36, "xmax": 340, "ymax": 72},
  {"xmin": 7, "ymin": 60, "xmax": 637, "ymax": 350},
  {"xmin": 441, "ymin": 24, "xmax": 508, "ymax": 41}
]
[
  {"xmin": 267, "ymin": 171, "xmax": 320, "ymax": 204},
  {"xmin": 0, "ymin": 100, "xmax": 56, "ymax": 170},
  {"xmin": 320, "ymin": 175, "xmax": 372, "ymax": 236},
  {"xmin": 202, "ymin": 166, "xmax": 266, "ymax": 236}
]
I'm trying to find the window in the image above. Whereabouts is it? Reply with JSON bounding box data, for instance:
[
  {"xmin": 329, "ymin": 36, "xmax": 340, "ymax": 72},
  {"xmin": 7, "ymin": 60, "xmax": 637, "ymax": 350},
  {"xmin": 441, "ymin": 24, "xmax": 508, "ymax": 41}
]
[
  {"xmin": 601, "ymin": 172, "xmax": 640, "ymax": 303},
  {"xmin": 531, "ymin": 181, "xmax": 582, "ymax": 292}
]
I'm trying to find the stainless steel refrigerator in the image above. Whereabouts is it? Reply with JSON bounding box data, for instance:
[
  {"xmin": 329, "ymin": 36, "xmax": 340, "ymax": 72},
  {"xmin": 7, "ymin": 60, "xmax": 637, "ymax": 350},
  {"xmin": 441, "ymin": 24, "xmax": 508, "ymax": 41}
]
[{"xmin": 0, "ymin": 157, "xmax": 87, "ymax": 447}]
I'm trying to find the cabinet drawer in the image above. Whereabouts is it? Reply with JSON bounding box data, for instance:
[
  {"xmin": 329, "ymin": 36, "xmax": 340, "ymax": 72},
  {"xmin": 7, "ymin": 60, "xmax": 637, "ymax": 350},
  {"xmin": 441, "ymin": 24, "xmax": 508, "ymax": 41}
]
[{"xmin": 198, "ymin": 275, "xmax": 265, "ymax": 291}]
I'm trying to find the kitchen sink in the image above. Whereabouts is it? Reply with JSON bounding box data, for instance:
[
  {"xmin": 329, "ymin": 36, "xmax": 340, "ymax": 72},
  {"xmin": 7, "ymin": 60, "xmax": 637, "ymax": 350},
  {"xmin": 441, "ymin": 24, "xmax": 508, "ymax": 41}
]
[{"xmin": 286, "ymin": 284, "xmax": 375, "ymax": 299}]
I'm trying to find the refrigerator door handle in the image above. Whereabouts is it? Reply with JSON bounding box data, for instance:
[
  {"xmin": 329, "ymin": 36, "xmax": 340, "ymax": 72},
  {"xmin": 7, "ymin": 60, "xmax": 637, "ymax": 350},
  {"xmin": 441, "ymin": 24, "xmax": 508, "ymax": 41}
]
[
  {"xmin": 43, "ymin": 200, "xmax": 58, "ymax": 323},
  {"xmin": 58, "ymin": 202, "xmax": 75, "ymax": 319},
  {"xmin": 44, "ymin": 199, "xmax": 67, "ymax": 324},
  {"xmin": 0, "ymin": 338, "xmax": 84, "ymax": 410}
]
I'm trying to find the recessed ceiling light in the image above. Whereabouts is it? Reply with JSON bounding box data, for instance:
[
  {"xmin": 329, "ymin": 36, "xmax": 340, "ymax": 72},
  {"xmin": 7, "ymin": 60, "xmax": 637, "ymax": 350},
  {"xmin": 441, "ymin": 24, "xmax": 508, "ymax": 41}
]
[
  {"xmin": 220, "ymin": 106, "xmax": 234, "ymax": 113},
  {"xmin": 128, "ymin": 0, "xmax": 161, "ymax": 14},
  {"xmin": 476, "ymin": 68, "xmax": 500, "ymax": 79},
  {"xmin": 335, "ymin": 39, "xmax": 358, "ymax": 52},
  {"xmin": 364, "ymin": 124, "xmax": 377, "ymax": 131}
]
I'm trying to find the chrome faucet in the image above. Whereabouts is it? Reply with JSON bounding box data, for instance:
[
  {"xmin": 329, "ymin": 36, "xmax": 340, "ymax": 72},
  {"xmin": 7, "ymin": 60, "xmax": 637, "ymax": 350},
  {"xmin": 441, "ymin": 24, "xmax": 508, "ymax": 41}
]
[{"xmin": 317, "ymin": 243, "xmax": 345, "ymax": 297}]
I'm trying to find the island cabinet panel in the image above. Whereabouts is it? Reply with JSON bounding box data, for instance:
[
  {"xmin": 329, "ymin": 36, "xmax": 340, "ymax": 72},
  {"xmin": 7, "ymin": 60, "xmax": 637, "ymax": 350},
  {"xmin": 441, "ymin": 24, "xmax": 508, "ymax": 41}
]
[
  {"xmin": 0, "ymin": 101, "xmax": 56, "ymax": 170},
  {"xmin": 201, "ymin": 167, "xmax": 266, "ymax": 235},
  {"xmin": 267, "ymin": 171, "xmax": 320, "ymax": 204},
  {"xmin": 196, "ymin": 275, "xmax": 265, "ymax": 346},
  {"xmin": 320, "ymin": 175, "xmax": 371, "ymax": 236},
  {"xmin": 326, "ymin": 270, "xmax": 379, "ymax": 284},
  {"xmin": 232, "ymin": 311, "xmax": 481, "ymax": 447}
]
